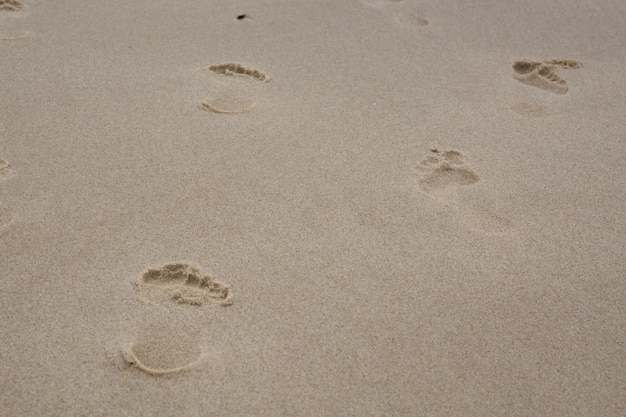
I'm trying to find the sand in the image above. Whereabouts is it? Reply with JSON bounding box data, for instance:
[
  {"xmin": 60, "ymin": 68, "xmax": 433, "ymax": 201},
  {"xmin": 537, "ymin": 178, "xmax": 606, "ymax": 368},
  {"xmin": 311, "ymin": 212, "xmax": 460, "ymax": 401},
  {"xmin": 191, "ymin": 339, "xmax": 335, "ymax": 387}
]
[{"xmin": 1, "ymin": 0, "xmax": 624, "ymax": 415}]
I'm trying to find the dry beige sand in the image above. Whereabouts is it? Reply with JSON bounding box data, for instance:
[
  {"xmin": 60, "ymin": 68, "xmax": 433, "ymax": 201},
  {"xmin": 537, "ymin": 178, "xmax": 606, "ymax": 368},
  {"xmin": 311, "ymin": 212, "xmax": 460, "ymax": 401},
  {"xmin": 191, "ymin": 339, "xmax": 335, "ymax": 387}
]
[{"xmin": 1, "ymin": 0, "xmax": 625, "ymax": 415}]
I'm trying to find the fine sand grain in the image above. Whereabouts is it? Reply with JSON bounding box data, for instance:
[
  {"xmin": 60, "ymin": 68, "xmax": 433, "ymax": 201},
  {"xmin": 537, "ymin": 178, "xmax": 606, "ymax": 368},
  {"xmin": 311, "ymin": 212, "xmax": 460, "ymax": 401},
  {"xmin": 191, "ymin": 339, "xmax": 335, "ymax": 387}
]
[{"xmin": 1, "ymin": 0, "xmax": 625, "ymax": 416}]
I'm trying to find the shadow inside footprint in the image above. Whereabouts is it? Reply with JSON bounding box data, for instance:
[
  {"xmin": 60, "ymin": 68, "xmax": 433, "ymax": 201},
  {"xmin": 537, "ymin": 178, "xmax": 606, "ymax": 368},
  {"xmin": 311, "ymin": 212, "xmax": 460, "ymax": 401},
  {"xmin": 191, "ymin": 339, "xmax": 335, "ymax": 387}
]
[
  {"xmin": 135, "ymin": 263, "xmax": 233, "ymax": 306},
  {"xmin": 0, "ymin": 0, "xmax": 23, "ymax": 12},
  {"xmin": 207, "ymin": 63, "xmax": 270, "ymax": 82},
  {"xmin": 512, "ymin": 59, "xmax": 583, "ymax": 95},
  {"xmin": 416, "ymin": 148, "xmax": 513, "ymax": 234}
]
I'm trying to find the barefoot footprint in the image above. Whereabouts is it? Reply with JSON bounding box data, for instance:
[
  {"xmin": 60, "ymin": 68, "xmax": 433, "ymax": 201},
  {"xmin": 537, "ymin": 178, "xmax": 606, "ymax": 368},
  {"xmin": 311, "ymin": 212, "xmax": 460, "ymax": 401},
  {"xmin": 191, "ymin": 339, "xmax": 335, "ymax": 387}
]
[
  {"xmin": 134, "ymin": 263, "xmax": 233, "ymax": 306},
  {"xmin": 0, "ymin": 1, "xmax": 29, "ymax": 41},
  {"xmin": 115, "ymin": 264, "xmax": 232, "ymax": 376},
  {"xmin": 201, "ymin": 63, "xmax": 270, "ymax": 114},
  {"xmin": 416, "ymin": 148, "xmax": 513, "ymax": 234},
  {"xmin": 512, "ymin": 59, "xmax": 583, "ymax": 94}
]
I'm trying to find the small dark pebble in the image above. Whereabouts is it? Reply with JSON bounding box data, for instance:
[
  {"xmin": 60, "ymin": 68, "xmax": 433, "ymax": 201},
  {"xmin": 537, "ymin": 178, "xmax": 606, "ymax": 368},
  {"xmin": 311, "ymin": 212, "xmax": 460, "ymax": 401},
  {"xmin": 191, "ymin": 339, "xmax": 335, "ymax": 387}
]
[{"xmin": 237, "ymin": 14, "xmax": 246, "ymax": 20}]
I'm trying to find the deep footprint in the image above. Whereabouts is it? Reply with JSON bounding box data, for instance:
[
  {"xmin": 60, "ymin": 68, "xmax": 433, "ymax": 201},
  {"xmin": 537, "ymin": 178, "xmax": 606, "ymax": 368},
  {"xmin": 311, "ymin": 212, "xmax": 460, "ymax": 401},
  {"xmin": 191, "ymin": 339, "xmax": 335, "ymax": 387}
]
[
  {"xmin": 208, "ymin": 63, "xmax": 270, "ymax": 82},
  {"xmin": 134, "ymin": 263, "xmax": 233, "ymax": 306},
  {"xmin": 416, "ymin": 148, "xmax": 513, "ymax": 234},
  {"xmin": 202, "ymin": 63, "xmax": 270, "ymax": 114},
  {"xmin": 513, "ymin": 58, "xmax": 583, "ymax": 94}
]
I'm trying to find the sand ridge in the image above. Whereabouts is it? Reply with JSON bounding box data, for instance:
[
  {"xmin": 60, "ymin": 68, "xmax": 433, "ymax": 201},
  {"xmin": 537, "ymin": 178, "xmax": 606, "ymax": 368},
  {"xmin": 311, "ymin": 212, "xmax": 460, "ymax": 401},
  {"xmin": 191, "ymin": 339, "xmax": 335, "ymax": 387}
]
[{"xmin": 0, "ymin": 0, "xmax": 24, "ymax": 12}]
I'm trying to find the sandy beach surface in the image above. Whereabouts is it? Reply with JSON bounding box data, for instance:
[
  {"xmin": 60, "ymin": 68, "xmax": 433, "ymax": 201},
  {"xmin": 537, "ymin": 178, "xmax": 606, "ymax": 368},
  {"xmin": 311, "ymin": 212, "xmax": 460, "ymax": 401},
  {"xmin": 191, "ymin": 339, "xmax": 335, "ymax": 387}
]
[{"xmin": 1, "ymin": 0, "xmax": 624, "ymax": 415}]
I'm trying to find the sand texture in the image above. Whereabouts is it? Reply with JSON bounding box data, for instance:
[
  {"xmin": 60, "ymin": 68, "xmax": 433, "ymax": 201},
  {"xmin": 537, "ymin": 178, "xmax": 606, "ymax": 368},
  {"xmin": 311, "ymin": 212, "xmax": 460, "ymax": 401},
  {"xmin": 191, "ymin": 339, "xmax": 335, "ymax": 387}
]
[{"xmin": 1, "ymin": 0, "xmax": 625, "ymax": 416}]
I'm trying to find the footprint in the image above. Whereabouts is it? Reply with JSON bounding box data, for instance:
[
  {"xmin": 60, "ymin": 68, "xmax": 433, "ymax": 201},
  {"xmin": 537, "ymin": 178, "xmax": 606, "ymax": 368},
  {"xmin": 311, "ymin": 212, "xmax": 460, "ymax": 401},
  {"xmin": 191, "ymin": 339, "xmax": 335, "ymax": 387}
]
[
  {"xmin": 133, "ymin": 263, "xmax": 233, "ymax": 307},
  {"xmin": 120, "ymin": 343, "xmax": 204, "ymax": 376},
  {"xmin": 201, "ymin": 63, "xmax": 270, "ymax": 114},
  {"xmin": 1, "ymin": 1, "xmax": 29, "ymax": 40},
  {"xmin": 111, "ymin": 264, "xmax": 232, "ymax": 377},
  {"xmin": 416, "ymin": 148, "xmax": 513, "ymax": 234},
  {"xmin": 0, "ymin": 159, "xmax": 14, "ymax": 181},
  {"xmin": 0, "ymin": 0, "xmax": 24, "ymax": 12},
  {"xmin": 416, "ymin": 149, "xmax": 479, "ymax": 191},
  {"xmin": 512, "ymin": 59, "xmax": 583, "ymax": 94},
  {"xmin": 110, "ymin": 321, "xmax": 212, "ymax": 377}
]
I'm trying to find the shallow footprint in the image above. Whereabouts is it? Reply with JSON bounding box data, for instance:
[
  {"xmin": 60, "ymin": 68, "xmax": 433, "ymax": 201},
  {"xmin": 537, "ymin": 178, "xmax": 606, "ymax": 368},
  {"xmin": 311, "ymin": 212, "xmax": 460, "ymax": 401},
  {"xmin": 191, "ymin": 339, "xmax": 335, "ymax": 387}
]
[
  {"xmin": 134, "ymin": 263, "xmax": 233, "ymax": 307},
  {"xmin": 201, "ymin": 62, "xmax": 270, "ymax": 114},
  {"xmin": 112, "ymin": 321, "xmax": 211, "ymax": 377},
  {"xmin": 1, "ymin": 1, "xmax": 29, "ymax": 40},
  {"xmin": 416, "ymin": 148, "xmax": 513, "ymax": 234},
  {"xmin": 417, "ymin": 149, "xmax": 479, "ymax": 190},
  {"xmin": 512, "ymin": 58, "xmax": 583, "ymax": 95}
]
